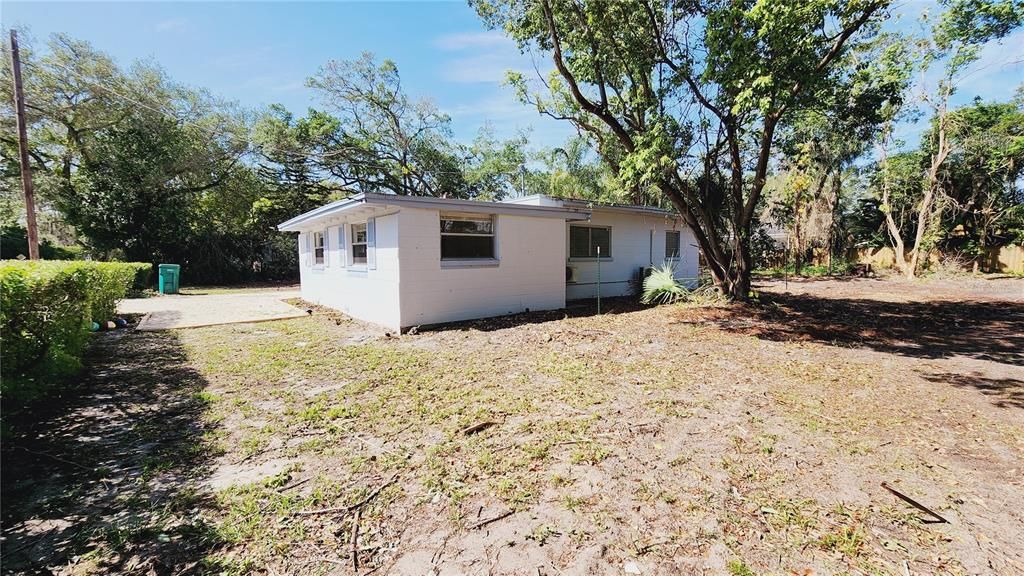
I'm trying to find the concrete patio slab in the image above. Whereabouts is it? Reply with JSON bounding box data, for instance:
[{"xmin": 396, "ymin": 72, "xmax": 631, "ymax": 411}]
[{"xmin": 118, "ymin": 290, "xmax": 306, "ymax": 330}]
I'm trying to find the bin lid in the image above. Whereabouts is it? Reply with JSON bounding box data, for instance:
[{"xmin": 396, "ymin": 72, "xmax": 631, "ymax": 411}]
[{"xmin": 158, "ymin": 263, "xmax": 181, "ymax": 270}]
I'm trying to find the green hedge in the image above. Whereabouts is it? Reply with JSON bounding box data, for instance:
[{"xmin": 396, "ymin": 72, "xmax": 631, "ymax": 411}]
[{"xmin": 1, "ymin": 260, "xmax": 150, "ymax": 402}]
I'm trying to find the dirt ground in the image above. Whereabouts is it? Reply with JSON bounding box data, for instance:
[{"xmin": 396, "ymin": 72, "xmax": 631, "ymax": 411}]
[{"xmin": 2, "ymin": 277, "xmax": 1022, "ymax": 575}]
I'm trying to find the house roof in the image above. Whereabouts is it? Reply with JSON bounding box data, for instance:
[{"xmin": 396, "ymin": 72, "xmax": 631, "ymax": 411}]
[{"xmin": 277, "ymin": 192, "xmax": 591, "ymax": 232}]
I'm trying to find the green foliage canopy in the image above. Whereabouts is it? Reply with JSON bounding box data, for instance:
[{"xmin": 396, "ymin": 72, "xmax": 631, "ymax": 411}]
[{"xmin": 474, "ymin": 0, "xmax": 899, "ymax": 298}]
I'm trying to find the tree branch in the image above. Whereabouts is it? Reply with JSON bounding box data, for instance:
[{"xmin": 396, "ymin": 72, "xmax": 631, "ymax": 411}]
[{"xmin": 541, "ymin": 0, "xmax": 635, "ymax": 153}]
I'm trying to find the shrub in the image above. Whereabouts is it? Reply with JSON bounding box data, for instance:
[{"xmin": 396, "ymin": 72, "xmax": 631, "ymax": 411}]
[
  {"xmin": 131, "ymin": 264, "xmax": 153, "ymax": 292},
  {"xmin": 755, "ymin": 259, "xmax": 857, "ymax": 277},
  {"xmin": 0, "ymin": 260, "xmax": 150, "ymax": 403},
  {"xmin": 641, "ymin": 264, "xmax": 688, "ymax": 305}
]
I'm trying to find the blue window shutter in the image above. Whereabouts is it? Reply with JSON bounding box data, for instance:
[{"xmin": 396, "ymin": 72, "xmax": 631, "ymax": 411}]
[
  {"xmin": 338, "ymin": 225, "xmax": 347, "ymax": 267},
  {"xmin": 366, "ymin": 217, "xmax": 377, "ymax": 270}
]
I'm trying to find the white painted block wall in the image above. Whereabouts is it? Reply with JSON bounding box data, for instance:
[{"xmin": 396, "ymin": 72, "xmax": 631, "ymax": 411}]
[
  {"xmin": 293, "ymin": 202, "xmax": 701, "ymax": 329},
  {"xmin": 297, "ymin": 213, "xmax": 402, "ymax": 330},
  {"xmin": 397, "ymin": 207, "xmax": 567, "ymax": 327},
  {"xmin": 565, "ymin": 209, "xmax": 699, "ymax": 300}
]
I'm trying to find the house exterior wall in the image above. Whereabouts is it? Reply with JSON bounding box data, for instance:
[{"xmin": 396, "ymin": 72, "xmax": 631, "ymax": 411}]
[
  {"xmin": 289, "ymin": 196, "xmax": 701, "ymax": 329},
  {"xmin": 565, "ymin": 209, "xmax": 699, "ymax": 300},
  {"xmin": 297, "ymin": 212, "xmax": 402, "ymax": 330},
  {"xmin": 397, "ymin": 207, "xmax": 567, "ymax": 328}
]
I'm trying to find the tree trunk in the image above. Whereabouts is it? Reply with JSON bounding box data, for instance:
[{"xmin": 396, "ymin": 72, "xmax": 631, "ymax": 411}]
[
  {"xmin": 793, "ymin": 192, "xmax": 803, "ymax": 275},
  {"xmin": 825, "ymin": 170, "xmax": 841, "ymax": 274},
  {"xmin": 729, "ymin": 238, "xmax": 752, "ymax": 300},
  {"xmin": 906, "ymin": 110, "xmax": 951, "ymax": 277},
  {"xmin": 906, "ymin": 185, "xmax": 935, "ymax": 276},
  {"xmin": 877, "ymin": 138, "xmax": 915, "ymax": 278}
]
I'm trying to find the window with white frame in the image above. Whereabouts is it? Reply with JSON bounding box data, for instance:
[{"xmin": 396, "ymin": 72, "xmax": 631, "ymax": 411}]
[
  {"xmin": 569, "ymin": 225, "xmax": 611, "ymax": 259},
  {"xmin": 351, "ymin": 222, "xmax": 368, "ymax": 265},
  {"xmin": 665, "ymin": 230, "xmax": 681, "ymax": 259},
  {"xmin": 440, "ymin": 214, "xmax": 495, "ymax": 259},
  {"xmin": 312, "ymin": 231, "xmax": 326, "ymax": 265}
]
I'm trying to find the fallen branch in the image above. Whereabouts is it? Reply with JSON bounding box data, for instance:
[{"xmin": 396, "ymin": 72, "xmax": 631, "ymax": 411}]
[
  {"xmin": 277, "ymin": 477, "xmax": 311, "ymax": 493},
  {"xmin": 292, "ymin": 474, "xmax": 399, "ymax": 516},
  {"xmin": 460, "ymin": 421, "xmax": 498, "ymax": 436},
  {"xmin": 15, "ymin": 446, "xmax": 92, "ymax": 472},
  {"xmin": 468, "ymin": 509, "xmax": 514, "ymax": 530},
  {"xmin": 349, "ymin": 473, "xmax": 400, "ymax": 510},
  {"xmin": 351, "ymin": 507, "xmax": 362, "ymax": 572},
  {"xmin": 881, "ymin": 481, "xmax": 948, "ymax": 523},
  {"xmin": 236, "ymin": 445, "xmax": 284, "ymax": 465}
]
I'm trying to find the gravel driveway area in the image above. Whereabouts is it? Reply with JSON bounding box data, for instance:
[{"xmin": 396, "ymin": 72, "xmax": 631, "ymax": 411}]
[{"xmin": 118, "ymin": 289, "xmax": 305, "ymax": 330}]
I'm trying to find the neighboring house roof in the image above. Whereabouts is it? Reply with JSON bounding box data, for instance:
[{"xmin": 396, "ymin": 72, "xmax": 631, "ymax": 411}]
[
  {"xmin": 278, "ymin": 192, "xmax": 593, "ymax": 232},
  {"xmin": 760, "ymin": 225, "xmax": 790, "ymax": 244}
]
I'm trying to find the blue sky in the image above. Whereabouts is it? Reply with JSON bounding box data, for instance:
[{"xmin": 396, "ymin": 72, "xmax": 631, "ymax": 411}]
[
  {"xmin": 3, "ymin": 1, "xmax": 1022, "ymax": 153},
  {"xmin": 3, "ymin": 1, "xmax": 574, "ymax": 147}
]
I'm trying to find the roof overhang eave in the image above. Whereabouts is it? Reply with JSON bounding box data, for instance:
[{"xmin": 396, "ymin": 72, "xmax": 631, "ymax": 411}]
[
  {"xmin": 276, "ymin": 194, "xmax": 369, "ymax": 232},
  {"xmin": 278, "ymin": 193, "xmax": 590, "ymax": 231}
]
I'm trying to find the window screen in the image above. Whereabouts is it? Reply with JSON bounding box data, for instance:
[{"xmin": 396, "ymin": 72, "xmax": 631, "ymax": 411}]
[
  {"xmin": 313, "ymin": 231, "xmax": 325, "ymax": 265},
  {"xmin": 352, "ymin": 223, "xmax": 367, "ymax": 265},
  {"xmin": 440, "ymin": 214, "xmax": 494, "ymax": 260},
  {"xmin": 569, "ymin": 225, "xmax": 611, "ymax": 258},
  {"xmin": 665, "ymin": 230, "xmax": 681, "ymax": 259}
]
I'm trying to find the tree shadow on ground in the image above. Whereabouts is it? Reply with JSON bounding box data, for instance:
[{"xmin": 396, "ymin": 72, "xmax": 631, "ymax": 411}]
[
  {"xmin": 673, "ymin": 292, "xmax": 1024, "ymax": 367},
  {"xmin": 922, "ymin": 372, "xmax": 1024, "ymax": 410},
  {"xmin": 1, "ymin": 326, "xmax": 222, "ymax": 574}
]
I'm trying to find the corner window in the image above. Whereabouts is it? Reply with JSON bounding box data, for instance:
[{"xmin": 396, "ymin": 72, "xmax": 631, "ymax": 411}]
[
  {"xmin": 569, "ymin": 225, "xmax": 611, "ymax": 259},
  {"xmin": 351, "ymin": 223, "xmax": 368, "ymax": 265},
  {"xmin": 313, "ymin": 231, "xmax": 325, "ymax": 265},
  {"xmin": 665, "ymin": 230, "xmax": 681, "ymax": 259},
  {"xmin": 440, "ymin": 214, "xmax": 494, "ymax": 259}
]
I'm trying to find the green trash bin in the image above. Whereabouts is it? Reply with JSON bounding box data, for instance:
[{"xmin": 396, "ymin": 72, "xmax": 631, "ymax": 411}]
[{"xmin": 158, "ymin": 263, "xmax": 180, "ymax": 294}]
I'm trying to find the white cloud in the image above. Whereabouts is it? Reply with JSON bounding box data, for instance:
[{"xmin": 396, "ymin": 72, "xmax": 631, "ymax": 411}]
[
  {"xmin": 212, "ymin": 45, "xmax": 276, "ymax": 70},
  {"xmin": 271, "ymin": 80, "xmax": 306, "ymax": 94},
  {"xmin": 903, "ymin": 28, "xmax": 1024, "ymax": 114},
  {"xmin": 155, "ymin": 18, "xmax": 189, "ymax": 33},
  {"xmin": 435, "ymin": 31, "xmax": 572, "ymax": 146},
  {"xmin": 952, "ymin": 30, "xmax": 1024, "ymax": 102},
  {"xmin": 435, "ymin": 29, "xmax": 544, "ymax": 85},
  {"xmin": 447, "ymin": 92, "xmax": 537, "ymax": 119},
  {"xmin": 445, "ymin": 90, "xmax": 575, "ymax": 148},
  {"xmin": 442, "ymin": 52, "xmax": 529, "ymax": 84},
  {"xmin": 237, "ymin": 73, "xmax": 308, "ymax": 94},
  {"xmin": 434, "ymin": 30, "xmax": 513, "ymax": 51}
]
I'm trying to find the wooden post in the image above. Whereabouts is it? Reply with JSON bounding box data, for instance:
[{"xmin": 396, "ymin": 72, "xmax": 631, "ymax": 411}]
[{"xmin": 9, "ymin": 30, "xmax": 40, "ymax": 260}]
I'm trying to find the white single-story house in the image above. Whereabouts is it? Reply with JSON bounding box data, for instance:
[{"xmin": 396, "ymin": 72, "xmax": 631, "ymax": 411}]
[{"xmin": 277, "ymin": 193, "xmax": 699, "ymax": 331}]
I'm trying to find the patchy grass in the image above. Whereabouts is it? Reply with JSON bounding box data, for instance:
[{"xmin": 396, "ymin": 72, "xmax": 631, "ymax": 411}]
[{"xmin": 5, "ymin": 279, "xmax": 1023, "ymax": 574}]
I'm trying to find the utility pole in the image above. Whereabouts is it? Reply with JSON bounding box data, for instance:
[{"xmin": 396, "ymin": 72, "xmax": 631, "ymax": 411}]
[{"xmin": 9, "ymin": 30, "xmax": 40, "ymax": 260}]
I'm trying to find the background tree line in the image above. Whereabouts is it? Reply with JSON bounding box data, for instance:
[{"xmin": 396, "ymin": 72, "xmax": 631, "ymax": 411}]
[
  {"xmin": 0, "ymin": 36, "xmax": 627, "ymax": 284},
  {"xmin": 477, "ymin": 0, "xmax": 1022, "ymax": 293},
  {"xmin": 3, "ymin": 0, "xmax": 1022, "ymax": 291}
]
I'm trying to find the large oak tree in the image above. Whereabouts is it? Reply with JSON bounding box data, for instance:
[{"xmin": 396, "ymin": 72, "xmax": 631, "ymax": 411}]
[{"xmin": 474, "ymin": 0, "xmax": 898, "ymax": 298}]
